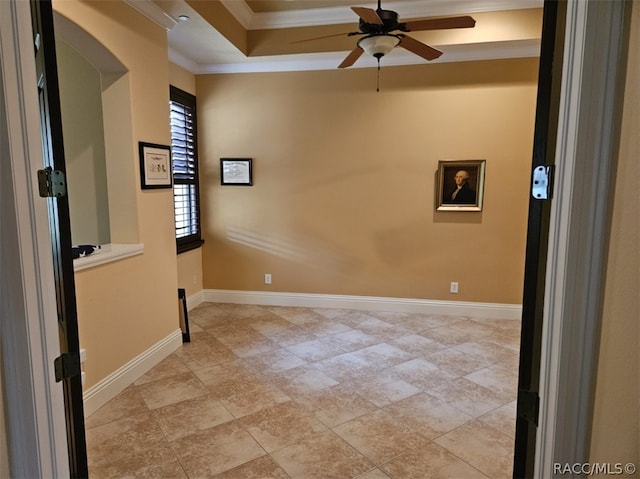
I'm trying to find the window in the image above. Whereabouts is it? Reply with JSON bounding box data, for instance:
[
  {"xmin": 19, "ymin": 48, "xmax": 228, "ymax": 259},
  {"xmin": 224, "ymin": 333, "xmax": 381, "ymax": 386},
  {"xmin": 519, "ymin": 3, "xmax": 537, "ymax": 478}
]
[{"xmin": 170, "ymin": 86, "xmax": 203, "ymax": 253}]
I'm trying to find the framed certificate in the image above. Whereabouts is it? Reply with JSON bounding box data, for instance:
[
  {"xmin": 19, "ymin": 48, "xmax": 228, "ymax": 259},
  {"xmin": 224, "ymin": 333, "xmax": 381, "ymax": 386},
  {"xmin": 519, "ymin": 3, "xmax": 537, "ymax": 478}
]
[{"xmin": 220, "ymin": 158, "xmax": 253, "ymax": 186}]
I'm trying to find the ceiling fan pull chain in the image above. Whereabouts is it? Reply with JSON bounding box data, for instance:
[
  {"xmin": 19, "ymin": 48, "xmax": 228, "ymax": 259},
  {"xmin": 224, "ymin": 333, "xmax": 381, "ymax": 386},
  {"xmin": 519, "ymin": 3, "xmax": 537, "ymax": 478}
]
[{"xmin": 377, "ymin": 59, "xmax": 381, "ymax": 92}]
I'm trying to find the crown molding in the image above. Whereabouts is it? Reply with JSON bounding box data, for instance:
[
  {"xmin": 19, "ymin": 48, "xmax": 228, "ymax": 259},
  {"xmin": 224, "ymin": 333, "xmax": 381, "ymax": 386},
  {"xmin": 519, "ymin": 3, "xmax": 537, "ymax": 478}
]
[
  {"xmin": 188, "ymin": 39, "xmax": 540, "ymax": 75},
  {"xmin": 219, "ymin": 0, "xmax": 254, "ymax": 29},
  {"xmin": 223, "ymin": 0, "xmax": 544, "ymax": 30},
  {"xmin": 123, "ymin": 0, "xmax": 177, "ymax": 30}
]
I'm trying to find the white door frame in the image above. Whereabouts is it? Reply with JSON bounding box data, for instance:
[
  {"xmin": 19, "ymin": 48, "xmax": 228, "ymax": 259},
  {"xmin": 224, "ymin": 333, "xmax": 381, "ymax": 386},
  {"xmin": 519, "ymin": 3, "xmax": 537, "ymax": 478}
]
[
  {"xmin": 0, "ymin": 0, "xmax": 70, "ymax": 476},
  {"xmin": 536, "ymin": 0, "xmax": 632, "ymax": 475},
  {"xmin": 0, "ymin": 0, "xmax": 630, "ymax": 475}
]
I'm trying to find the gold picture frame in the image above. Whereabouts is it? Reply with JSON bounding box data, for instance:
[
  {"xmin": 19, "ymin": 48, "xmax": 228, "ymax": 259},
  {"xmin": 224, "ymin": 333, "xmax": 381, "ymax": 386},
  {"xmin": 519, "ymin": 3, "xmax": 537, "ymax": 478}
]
[{"xmin": 436, "ymin": 159, "xmax": 486, "ymax": 211}]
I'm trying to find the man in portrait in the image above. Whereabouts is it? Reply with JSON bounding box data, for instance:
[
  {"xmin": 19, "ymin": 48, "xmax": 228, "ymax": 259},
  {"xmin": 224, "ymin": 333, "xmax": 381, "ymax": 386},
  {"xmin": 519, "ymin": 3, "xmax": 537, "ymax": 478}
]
[{"xmin": 447, "ymin": 169, "xmax": 477, "ymax": 204}]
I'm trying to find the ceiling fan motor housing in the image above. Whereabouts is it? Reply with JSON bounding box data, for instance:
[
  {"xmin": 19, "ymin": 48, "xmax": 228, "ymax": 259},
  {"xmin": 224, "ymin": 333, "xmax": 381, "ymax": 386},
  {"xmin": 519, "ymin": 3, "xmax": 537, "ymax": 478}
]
[{"xmin": 359, "ymin": 9, "xmax": 401, "ymax": 33}]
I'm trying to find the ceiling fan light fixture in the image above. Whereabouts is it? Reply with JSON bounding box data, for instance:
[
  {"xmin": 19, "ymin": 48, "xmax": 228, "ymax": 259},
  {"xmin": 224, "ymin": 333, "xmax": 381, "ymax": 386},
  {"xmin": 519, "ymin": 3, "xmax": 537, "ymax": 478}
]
[{"xmin": 357, "ymin": 34, "xmax": 401, "ymax": 59}]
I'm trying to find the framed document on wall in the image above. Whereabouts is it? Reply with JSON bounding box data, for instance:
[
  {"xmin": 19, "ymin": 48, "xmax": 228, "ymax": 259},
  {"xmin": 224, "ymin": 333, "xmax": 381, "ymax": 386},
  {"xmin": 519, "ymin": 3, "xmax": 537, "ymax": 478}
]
[
  {"xmin": 220, "ymin": 158, "xmax": 253, "ymax": 186},
  {"xmin": 139, "ymin": 142, "xmax": 172, "ymax": 189}
]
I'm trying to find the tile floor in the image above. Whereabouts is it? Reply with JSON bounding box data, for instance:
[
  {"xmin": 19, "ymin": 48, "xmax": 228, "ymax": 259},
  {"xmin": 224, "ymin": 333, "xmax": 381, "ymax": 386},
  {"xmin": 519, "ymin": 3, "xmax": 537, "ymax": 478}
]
[{"xmin": 86, "ymin": 303, "xmax": 520, "ymax": 478}]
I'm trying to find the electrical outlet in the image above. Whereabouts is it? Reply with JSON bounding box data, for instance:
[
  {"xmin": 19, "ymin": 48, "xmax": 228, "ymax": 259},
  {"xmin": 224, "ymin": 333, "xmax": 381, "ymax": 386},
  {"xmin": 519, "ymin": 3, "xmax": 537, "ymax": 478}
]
[
  {"xmin": 264, "ymin": 273, "xmax": 272, "ymax": 285},
  {"xmin": 450, "ymin": 282, "xmax": 459, "ymax": 294}
]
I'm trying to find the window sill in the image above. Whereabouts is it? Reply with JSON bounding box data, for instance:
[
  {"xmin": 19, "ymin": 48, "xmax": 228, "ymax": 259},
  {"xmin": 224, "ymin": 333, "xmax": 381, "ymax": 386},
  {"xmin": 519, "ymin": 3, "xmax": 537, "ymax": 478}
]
[
  {"xmin": 73, "ymin": 243, "xmax": 144, "ymax": 272},
  {"xmin": 177, "ymin": 238, "xmax": 204, "ymax": 254}
]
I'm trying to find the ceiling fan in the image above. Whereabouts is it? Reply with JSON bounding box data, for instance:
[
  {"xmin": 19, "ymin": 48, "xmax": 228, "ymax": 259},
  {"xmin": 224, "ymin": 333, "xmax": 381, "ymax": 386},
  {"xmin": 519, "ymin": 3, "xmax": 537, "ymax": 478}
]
[{"xmin": 305, "ymin": 0, "xmax": 476, "ymax": 69}]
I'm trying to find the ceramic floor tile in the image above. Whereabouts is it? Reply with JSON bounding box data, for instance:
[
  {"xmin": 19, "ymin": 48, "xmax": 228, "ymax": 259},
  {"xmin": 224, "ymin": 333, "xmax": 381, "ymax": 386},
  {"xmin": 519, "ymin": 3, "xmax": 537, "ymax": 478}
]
[
  {"xmin": 388, "ymin": 333, "xmax": 447, "ymax": 356},
  {"xmin": 435, "ymin": 419, "xmax": 515, "ymax": 479},
  {"xmin": 494, "ymin": 329, "xmax": 523, "ymax": 351},
  {"xmin": 273, "ymin": 364, "xmax": 340, "ymax": 396},
  {"xmin": 315, "ymin": 352, "xmax": 380, "ymax": 382},
  {"xmin": 465, "ymin": 363, "xmax": 519, "ymax": 402},
  {"xmin": 454, "ymin": 339, "xmax": 519, "ymax": 365},
  {"xmin": 390, "ymin": 357, "xmax": 457, "ymax": 390},
  {"xmin": 383, "ymin": 313, "xmax": 464, "ymax": 332},
  {"xmin": 351, "ymin": 371, "xmax": 422, "ymax": 407},
  {"xmin": 355, "ymin": 468, "xmax": 392, "ymax": 479},
  {"xmin": 328, "ymin": 329, "xmax": 382, "ymax": 352},
  {"xmin": 134, "ymin": 353, "xmax": 192, "ymax": 386},
  {"xmin": 302, "ymin": 318, "xmax": 352, "ymax": 337},
  {"xmin": 425, "ymin": 347, "xmax": 493, "ymax": 377},
  {"xmin": 249, "ymin": 317, "xmax": 295, "ymax": 337},
  {"xmin": 426, "ymin": 377, "xmax": 508, "ymax": 418},
  {"xmin": 348, "ymin": 343, "xmax": 414, "ymax": 369},
  {"xmin": 152, "ymin": 392, "xmax": 234, "ymax": 441},
  {"xmin": 329, "ymin": 311, "xmax": 377, "ymax": 328},
  {"xmin": 310, "ymin": 307, "xmax": 355, "ymax": 319},
  {"xmin": 419, "ymin": 320, "xmax": 497, "ymax": 346},
  {"xmin": 136, "ymin": 372, "xmax": 208, "ymax": 410},
  {"xmin": 217, "ymin": 333, "xmax": 278, "ymax": 358},
  {"xmin": 218, "ymin": 379, "xmax": 291, "ymax": 418},
  {"xmin": 174, "ymin": 333, "xmax": 237, "ymax": 371},
  {"xmin": 285, "ymin": 337, "xmax": 348, "ymax": 362},
  {"xmin": 86, "ymin": 303, "xmax": 520, "ymax": 479},
  {"xmin": 88, "ymin": 445, "xmax": 186, "ymax": 478},
  {"xmin": 383, "ymin": 392, "xmax": 474, "ymax": 440},
  {"xmin": 356, "ymin": 317, "xmax": 407, "ymax": 339},
  {"xmin": 259, "ymin": 324, "xmax": 320, "ymax": 347},
  {"xmin": 380, "ymin": 442, "xmax": 490, "ymax": 479},
  {"xmin": 277, "ymin": 308, "xmax": 325, "ymax": 325},
  {"xmin": 242, "ymin": 347, "xmax": 308, "ymax": 374},
  {"xmin": 240, "ymin": 401, "xmax": 328, "ymax": 452},
  {"xmin": 294, "ymin": 384, "xmax": 378, "ymax": 428},
  {"xmin": 478, "ymin": 400, "xmax": 517, "ymax": 439},
  {"xmin": 192, "ymin": 359, "xmax": 256, "ymax": 389},
  {"xmin": 86, "ymin": 413, "xmax": 166, "ymax": 467},
  {"xmin": 333, "ymin": 409, "xmax": 431, "ymax": 465},
  {"xmin": 270, "ymin": 430, "xmax": 373, "ymax": 479},
  {"xmin": 84, "ymin": 386, "xmax": 149, "ymax": 429},
  {"xmin": 171, "ymin": 421, "xmax": 266, "ymax": 477},
  {"xmin": 212, "ymin": 456, "xmax": 290, "ymax": 479}
]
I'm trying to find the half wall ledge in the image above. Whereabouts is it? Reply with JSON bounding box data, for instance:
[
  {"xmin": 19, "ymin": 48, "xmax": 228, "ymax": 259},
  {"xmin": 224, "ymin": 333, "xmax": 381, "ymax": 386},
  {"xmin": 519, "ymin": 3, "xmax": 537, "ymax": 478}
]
[{"xmin": 73, "ymin": 243, "xmax": 144, "ymax": 272}]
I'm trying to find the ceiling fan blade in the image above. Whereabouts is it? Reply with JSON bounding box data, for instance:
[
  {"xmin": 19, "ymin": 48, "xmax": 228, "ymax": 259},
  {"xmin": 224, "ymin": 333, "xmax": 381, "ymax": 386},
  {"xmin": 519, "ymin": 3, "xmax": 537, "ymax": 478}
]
[
  {"xmin": 351, "ymin": 7, "xmax": 383, "ymax": 25},
  {"xmin": 402, "ymin": 15, "xmax": 476, "ymax": 32},
  {"xmin": 399, "ymin": 35, "xmax": 442, "ymax": 61},
  {"xmin": 291, "ymin": 31, "xmax": 359, "ymax": 44},
  {"xmin": 338, "ymin": 46, "xmax": 364, "ymax": 68}
]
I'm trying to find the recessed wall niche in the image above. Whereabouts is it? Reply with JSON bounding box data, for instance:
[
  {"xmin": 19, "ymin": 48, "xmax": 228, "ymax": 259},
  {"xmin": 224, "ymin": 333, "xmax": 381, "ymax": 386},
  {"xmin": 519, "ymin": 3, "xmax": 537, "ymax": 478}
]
[{"xmin": 54, "ymin": 12, "xmax": 139, "ymax": 247}]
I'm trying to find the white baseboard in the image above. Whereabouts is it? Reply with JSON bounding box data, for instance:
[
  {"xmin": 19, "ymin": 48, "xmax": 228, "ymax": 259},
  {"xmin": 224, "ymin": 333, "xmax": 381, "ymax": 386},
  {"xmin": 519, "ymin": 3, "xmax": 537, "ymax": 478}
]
[
  {"xmin": 82, "ymin": 329, "xmax": 183, "ymax": 417},
  {"xmin": 201, "ymin": 289, "xmax": 522, "ymax": 320},
  {"xmin": 186, "ymin": 290, "xmax": 205, "ymax": 311}
]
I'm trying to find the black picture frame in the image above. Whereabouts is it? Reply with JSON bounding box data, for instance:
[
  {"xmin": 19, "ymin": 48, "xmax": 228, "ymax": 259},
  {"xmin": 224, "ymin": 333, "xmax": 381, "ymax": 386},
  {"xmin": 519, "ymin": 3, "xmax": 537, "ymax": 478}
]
[
  {"xmin": 139, "ymin": 142, "xmax": 172, "ymax": 189},
  {"xmin": 436, "ymin": 159, "xmax": 486, "ymax": 211},
  {"xmin": 221, "ymin": 158, "xmax": 253, "ymax": 186}
]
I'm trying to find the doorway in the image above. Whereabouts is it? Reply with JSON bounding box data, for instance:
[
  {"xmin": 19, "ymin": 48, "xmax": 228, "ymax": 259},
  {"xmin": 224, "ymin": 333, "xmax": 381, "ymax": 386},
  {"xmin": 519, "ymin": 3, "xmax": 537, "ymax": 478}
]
[{"xmin": 0, "ymin": 0, "xmax": 633, "ymax": 476}]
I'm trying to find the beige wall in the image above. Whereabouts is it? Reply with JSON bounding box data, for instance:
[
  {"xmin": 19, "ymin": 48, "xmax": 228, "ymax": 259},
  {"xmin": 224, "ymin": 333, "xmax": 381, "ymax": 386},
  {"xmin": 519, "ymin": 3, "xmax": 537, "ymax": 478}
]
[
  {"xmin": 170, "ymin": 62, "xmax": 204, "ymax": 298},
  {"xmin": 589, "ymin": 2, "xmax": 639, "ymax": 471},
  {"xmin": 196, "ymin": 58, "xmax": 538, "ymax": 304},
  {"xmin": 53, "ymin": 0, "xmax": 179, "ymax": 388}
]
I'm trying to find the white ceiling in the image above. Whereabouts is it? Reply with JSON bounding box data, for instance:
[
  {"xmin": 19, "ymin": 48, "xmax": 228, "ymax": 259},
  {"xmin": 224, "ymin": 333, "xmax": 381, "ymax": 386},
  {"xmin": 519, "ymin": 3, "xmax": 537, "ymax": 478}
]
[{"xmin": 126, "ymin": 0, "xmax": 543, "ymax": 74}]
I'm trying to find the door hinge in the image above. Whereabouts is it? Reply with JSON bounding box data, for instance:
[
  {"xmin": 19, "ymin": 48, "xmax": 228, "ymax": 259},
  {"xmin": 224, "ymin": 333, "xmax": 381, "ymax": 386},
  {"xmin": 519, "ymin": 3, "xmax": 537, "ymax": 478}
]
[
  {"xmin": 517, "ymin": 389, "xmax": 540, "ymax": 425},
  {"xmin": 37, "ymin": 167, "xmax": 66, "ymax": 198},
  {"xmin": 54, "ymin": 352, "xmax": 81, "ymax": 382},
  {"xmin": 531, "ymin": 165, "xmax": 554, "ymax": 200}
]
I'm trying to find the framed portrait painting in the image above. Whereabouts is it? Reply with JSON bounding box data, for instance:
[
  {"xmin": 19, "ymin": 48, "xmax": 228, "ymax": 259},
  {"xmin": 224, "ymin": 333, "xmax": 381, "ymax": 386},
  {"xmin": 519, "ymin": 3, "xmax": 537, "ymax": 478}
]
[
  {"xmin": 436, "ymin": 160, "xmax": 486, "ymax": 211},
  {"xmin": 139, "ymin": 142, "xmax": 172, "ymax": 189}
]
